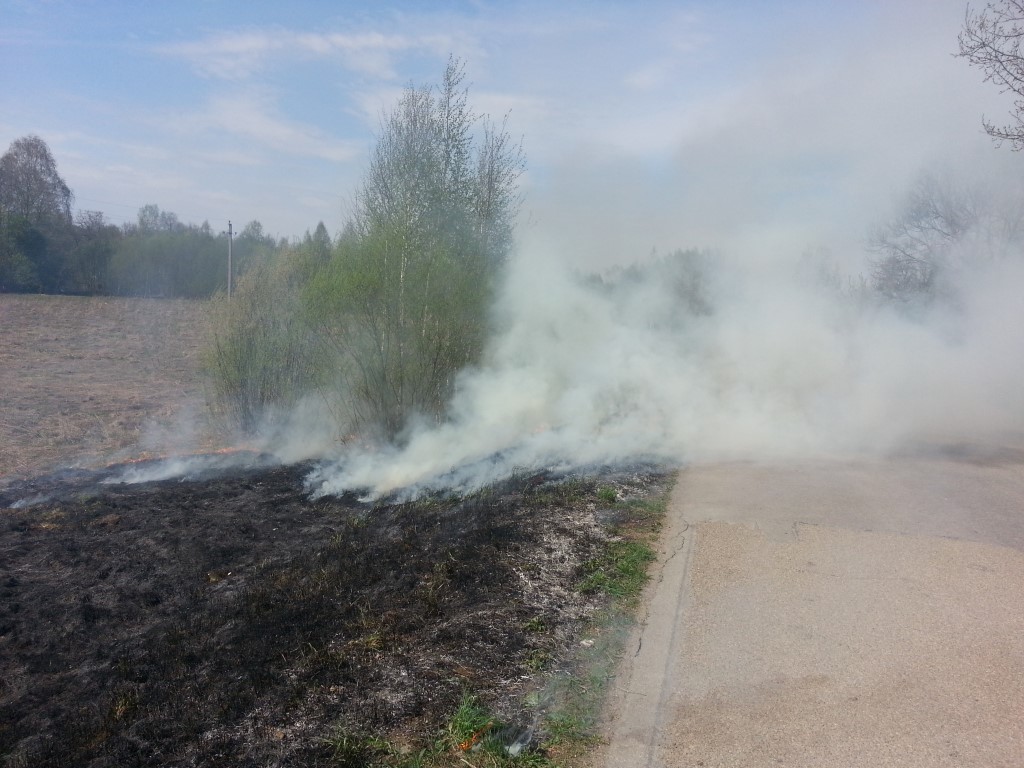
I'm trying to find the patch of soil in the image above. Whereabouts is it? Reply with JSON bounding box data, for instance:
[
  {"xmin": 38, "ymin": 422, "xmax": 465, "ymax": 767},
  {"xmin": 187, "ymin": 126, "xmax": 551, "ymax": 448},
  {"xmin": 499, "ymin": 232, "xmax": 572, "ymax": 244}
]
[{"xmin": 0, "ymin": 458, "xmax": 670, "ymax": 766}]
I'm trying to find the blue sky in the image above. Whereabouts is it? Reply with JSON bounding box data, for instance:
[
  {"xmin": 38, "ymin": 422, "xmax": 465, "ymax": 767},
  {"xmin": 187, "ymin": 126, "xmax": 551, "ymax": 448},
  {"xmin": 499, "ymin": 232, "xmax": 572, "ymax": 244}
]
[{"xmin": 2, "ymin": 0, "xmax": 1019, "ymax": 264}]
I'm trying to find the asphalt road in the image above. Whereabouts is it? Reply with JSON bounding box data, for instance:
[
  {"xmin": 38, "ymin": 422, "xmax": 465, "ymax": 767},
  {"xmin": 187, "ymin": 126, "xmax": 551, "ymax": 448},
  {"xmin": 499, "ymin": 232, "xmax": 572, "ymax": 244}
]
[{"xmin": 601, "ymin": 440, "xmax": 1024, "ymax": 767}]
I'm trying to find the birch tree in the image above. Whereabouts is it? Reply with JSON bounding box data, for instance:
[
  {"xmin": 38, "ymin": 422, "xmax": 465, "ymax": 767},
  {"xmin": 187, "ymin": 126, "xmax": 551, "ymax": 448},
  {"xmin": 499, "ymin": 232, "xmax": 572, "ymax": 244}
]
[{"xmin": 308, "ymin": 57, "xmax": 525, "ymax": 440}]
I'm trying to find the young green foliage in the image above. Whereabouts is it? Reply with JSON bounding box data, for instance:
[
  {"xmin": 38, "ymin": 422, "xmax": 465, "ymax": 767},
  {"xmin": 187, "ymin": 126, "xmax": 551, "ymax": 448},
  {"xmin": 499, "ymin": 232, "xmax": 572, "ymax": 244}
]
[
  {"xmin": 204, "ymin": 58, "xmax": 524, "ymax": 440},
  {"xmin": 203, "ymin": 256, "xmax": 326, "ymax": 433},
  {"xmin": 302, "ymin": 57, "xmax": 524, "ymax": 441}
]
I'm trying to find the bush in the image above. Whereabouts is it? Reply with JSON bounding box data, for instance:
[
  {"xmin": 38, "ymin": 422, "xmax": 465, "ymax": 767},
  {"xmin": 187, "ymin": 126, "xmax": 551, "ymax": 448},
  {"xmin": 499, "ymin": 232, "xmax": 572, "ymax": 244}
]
[
  {"xmin": 304, "ymin": 220, "xmax": 492, "ymax": 440},
  {"xmin": 304, "ymin": 57, "xmax": 521, "ymax": 442},
  {"xmin": 206, "ymin": 58, "xmax": 523, "ymax": 442},
  {"xmin": 203, "ymin": 258, "xmax": 325, "ymax": 434}
]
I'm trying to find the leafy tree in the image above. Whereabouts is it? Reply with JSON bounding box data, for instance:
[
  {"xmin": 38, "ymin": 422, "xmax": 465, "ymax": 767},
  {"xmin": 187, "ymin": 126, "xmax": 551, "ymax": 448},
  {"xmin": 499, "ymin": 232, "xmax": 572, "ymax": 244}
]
[
  {"xmin": 473, "ymin": 114, "xmax": 525, "ymax": 264},
  {"xmin": 307, "ymin": 57, "xmax": 524, "ymax": 439},
  {"xmin": 0, "ymin": 135, "xmax": 74, "ymax": 292},
  {"xmin": 204, "ymin": 258, "xmax": 325, "ymax": 433},
  {"xmin": 307, "ymin": 220, "xmax": 492, "ymax": 438},
  {"xmin": 233, "ymin": 219, "xmax": 279, "ymax": 275},
  {"xmin": 108, "ymin": 205, "xmax": 252, "ymax": 297},
  {"xmin": 960, "ymin": 0, "xmax": 1024, "ymax": 149},
  {"xmin": 286, "ymin": 222, "xmax": 334, "ymax": 285},
  {"xmin": 0, "ymin": 140, "xmax": 278, "ymax": 297},
  {"xmin": 307, "ymin": 222, "xmax": 333, "ymax": 262},
  {"xmin": 0, "ymin": 211, "xmax": 43, "ymax": 291},
  {"xmin": 63, "ymin": 210, "xmax": 120, "ymax": 293},
  {"xmin": 239, "ymin": 220, "xmax": 265, "ymax": 241},
  {"xmin": 355, "ymin": 58, "xmax": 523, "ymax": 266},
  {"xmin": 0, "ymin": 135, "xmax": 73, "ymax": 227},
  {"xmin": 204, "ymin": 58, "xmax": 524, "ymax": 438}
]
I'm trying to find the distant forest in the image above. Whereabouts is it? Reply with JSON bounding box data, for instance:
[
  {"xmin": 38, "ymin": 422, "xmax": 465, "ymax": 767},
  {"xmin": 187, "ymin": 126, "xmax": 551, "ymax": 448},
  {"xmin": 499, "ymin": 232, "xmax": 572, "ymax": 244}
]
[{"xmin": 0, "ymin": 134, "xmax": 329, "ymax": 297}]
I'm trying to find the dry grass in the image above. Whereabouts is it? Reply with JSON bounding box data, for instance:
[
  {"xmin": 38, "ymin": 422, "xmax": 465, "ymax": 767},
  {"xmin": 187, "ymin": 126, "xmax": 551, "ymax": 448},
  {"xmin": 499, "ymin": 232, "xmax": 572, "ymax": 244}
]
[{"xmin": 0, "ymin": 294, "xmax": 218, "ymax": 478}]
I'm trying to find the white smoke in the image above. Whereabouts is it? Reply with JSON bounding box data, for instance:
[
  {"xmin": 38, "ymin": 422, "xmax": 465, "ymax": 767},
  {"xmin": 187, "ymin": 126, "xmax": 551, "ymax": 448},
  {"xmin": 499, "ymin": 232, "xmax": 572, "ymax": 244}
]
[
  {"xmin": 295, "ymin": 1, "xmax": 1024, "ymax": 500},
  {"xmin": 308, "ymin": 221, "xmax": 1024, "ymax": 499}
]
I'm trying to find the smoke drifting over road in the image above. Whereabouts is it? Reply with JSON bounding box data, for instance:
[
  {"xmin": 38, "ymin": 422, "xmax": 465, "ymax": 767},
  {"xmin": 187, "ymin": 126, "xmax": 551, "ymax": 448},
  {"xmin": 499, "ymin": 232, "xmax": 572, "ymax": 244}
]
[{"xmin": 308, "ymin": 208, "xmax": 1024, "ymax": 499}]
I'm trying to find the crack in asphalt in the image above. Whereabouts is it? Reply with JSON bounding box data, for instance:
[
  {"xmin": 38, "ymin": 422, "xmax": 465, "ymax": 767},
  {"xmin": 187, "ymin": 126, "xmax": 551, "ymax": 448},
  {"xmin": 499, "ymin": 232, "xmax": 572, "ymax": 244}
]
[{"xmin": 633, "ymin": 520, "xmax": 690, "ymax": 659}]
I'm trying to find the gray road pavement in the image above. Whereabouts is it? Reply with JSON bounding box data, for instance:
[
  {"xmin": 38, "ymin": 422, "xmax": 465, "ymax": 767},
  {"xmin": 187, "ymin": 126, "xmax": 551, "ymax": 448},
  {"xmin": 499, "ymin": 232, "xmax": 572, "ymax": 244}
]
[{"xmin": 601, "ymin": 441, "xmax": 1024, "ymax": 767}]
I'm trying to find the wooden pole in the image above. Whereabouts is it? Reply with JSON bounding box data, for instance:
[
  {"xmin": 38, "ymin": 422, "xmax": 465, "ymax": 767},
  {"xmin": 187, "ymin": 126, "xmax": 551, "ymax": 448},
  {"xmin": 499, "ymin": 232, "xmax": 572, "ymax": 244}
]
[{"xmin": 227, "ymin": 220, "xmax": 233, "ymax": 300}]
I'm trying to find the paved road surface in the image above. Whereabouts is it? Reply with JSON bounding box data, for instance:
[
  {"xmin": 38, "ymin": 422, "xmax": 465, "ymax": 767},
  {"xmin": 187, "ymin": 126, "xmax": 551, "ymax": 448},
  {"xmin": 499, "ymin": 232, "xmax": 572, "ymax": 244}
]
[{"xmin": 601, "ymin": 441, "xmax": 1024, "ymax": 767}]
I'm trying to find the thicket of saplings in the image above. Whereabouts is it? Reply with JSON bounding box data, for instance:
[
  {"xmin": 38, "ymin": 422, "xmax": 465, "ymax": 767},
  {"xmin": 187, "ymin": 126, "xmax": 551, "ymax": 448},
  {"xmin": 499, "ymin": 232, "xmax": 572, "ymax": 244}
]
[{"xmin": 205, "ymin": 60, "xmax": 524, "ymax": 441}]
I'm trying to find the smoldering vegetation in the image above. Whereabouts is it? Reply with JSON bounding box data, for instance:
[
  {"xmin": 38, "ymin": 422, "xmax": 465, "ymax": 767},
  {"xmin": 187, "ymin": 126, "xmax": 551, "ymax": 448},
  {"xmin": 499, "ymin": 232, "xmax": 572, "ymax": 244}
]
[
  {"xmin": 193, "ymin": 61, "xmax": 1024, "ymax": 501},
  {"xmin": 300, "ymin": 164, "xmax": 1024, "ymax": 499},
  {"xmin": 213, "ymin": 179, "xmax": 1024, "ymax": 500}
]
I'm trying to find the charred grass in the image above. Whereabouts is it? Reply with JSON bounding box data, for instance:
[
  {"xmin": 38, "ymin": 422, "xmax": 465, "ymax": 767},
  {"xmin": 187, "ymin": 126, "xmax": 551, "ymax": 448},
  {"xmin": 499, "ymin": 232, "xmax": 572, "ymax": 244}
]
[{"xmin": 0, "ymin": 460, "xmax": 672, "ymax": 767}]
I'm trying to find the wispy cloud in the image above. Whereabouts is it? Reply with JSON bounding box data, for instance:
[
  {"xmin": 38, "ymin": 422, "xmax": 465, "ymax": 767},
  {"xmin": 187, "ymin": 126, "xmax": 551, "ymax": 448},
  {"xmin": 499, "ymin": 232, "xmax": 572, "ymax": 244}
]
[
  {"xmin": 159, "ymin": 28, "xmax": 455, "ymax": 80},
  {"xmin": 159, "ymin": 30, "xmax": 281, "ymax": 79},
  {"xmin": 169, "ymin": 90, "xmax": 360, "ymax": 162}
]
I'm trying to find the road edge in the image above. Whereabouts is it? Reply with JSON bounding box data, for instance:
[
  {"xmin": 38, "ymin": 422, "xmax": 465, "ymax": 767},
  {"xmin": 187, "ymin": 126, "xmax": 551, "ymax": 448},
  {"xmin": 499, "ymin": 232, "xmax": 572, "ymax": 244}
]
[{"xmin": 597, "ymin": 472, "xmax": 693, "ymax": 767}]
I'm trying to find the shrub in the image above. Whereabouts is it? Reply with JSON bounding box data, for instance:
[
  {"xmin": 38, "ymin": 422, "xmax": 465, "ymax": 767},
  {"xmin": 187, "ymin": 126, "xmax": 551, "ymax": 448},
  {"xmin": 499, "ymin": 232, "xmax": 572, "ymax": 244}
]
[{"xmin": 203, "ymin": 258, "xmax": 325, "ymax": 434}]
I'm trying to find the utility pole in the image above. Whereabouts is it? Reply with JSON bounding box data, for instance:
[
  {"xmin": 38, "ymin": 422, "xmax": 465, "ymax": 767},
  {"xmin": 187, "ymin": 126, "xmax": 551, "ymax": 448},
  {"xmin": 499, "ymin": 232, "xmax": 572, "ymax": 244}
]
[{"xmin": 227, "ymin": 220, "xmax": 233, "ymax": 300}]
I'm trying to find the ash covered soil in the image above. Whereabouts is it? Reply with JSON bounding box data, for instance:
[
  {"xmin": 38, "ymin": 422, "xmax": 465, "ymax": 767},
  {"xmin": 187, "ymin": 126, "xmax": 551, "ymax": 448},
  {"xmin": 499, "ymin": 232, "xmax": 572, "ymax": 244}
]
[{"xmin": 0, "ymin": 457, "xmax": 670, "ymax": 767}]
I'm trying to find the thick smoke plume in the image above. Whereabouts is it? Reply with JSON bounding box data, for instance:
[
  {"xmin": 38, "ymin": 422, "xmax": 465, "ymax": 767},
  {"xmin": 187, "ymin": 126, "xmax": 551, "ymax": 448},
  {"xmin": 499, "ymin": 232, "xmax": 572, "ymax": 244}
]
[{"xmin": 308, "ymin": 213, "xmax": 1024, "ymax": 499}]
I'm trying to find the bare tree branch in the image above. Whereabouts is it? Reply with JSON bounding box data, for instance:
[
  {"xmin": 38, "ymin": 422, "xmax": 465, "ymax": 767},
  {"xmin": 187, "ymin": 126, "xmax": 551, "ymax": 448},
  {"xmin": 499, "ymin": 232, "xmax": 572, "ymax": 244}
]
[{"xmin": 959, "ymin": 1, "xmax": 1024, "ymax": 149}]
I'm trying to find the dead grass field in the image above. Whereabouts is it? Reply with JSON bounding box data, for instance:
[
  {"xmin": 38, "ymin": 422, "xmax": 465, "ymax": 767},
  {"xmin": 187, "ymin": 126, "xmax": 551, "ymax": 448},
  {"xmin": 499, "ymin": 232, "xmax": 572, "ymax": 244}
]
[{"xmin": 0, "ymin": 294, "xmax": 216, "ymax": 478}]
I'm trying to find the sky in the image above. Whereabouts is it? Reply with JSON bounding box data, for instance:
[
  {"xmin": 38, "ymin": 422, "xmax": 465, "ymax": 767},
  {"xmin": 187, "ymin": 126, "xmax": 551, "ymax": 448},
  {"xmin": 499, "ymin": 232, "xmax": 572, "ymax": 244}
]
[{"xmin": 2, "ymin": 0, "xmax": 1020, "ymax": 264}]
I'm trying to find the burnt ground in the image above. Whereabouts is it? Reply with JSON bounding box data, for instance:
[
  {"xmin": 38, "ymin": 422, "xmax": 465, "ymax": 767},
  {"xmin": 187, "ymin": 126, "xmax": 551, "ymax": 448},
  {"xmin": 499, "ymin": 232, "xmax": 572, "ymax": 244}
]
[{"xmin": 0, "ymin": 456, "xmax": 671, "ymax": 767}]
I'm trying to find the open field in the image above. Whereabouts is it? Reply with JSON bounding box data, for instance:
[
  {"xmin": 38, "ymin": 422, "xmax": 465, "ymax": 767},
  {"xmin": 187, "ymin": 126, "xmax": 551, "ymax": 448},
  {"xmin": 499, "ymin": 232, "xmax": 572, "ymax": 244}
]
[{"xmin": 0, "ymin": 294, "xmax": 216, "ymax": 478}]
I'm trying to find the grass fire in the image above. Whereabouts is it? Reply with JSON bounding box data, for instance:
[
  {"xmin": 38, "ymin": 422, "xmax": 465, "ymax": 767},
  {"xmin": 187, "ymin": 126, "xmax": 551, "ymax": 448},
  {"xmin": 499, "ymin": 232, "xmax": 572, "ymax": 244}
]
[{"xmin": 4, "ymin": 5, "xmax": 1024, "ymax": 765}]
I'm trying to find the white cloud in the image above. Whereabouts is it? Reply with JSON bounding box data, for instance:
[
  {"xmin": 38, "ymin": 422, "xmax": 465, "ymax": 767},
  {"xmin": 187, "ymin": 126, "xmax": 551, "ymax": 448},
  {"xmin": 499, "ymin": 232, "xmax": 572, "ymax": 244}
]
[
  {"xmin": 160, "ymin": 30, "xmax": 282, "ymax": 79},
  {"xmin": 319, "ymin": 31, "xmax": 455, "ymax": 78},
  {"xmin": 169, "ymin": 90, "xmax": 360, "ymax": 162},
  {"xmin": 159, "ymin": 28, "xmax": 456, "ymax": 81}
]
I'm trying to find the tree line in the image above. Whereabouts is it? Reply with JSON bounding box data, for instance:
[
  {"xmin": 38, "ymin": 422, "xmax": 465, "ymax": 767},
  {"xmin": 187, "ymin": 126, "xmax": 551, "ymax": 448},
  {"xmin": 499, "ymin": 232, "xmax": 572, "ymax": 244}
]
[
  {"xmin": 0, "ymin": 136, "xmax": 284, "ymax": 297},
  {"xmin": 0, "ymin": 58, "xmax": 526, "ymax": 445}
]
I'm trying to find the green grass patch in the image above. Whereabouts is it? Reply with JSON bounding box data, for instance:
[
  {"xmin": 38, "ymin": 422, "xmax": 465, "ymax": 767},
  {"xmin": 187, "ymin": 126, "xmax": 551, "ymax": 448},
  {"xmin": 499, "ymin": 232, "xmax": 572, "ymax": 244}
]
[
  {"xmin": 322, "ymin": 729, "xmax": 395, "ymax": 767},
  {"xmin": 376, "ymin": 695, "xmax": 556, "ymax": 768},
  {"xmin": 529, "ymin": 477, "xmax": 593, "ymax": 506},
  {"xmin": 523, "ymin": 616, "xmax": 547, "ymax": 633},
  {"xmin": 578, "ymin": 540, "xmax": 656, "ymax": 600},
  {"xmin": 318, "ymin": 694, "xmax": 558, "ymax": 767}
]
